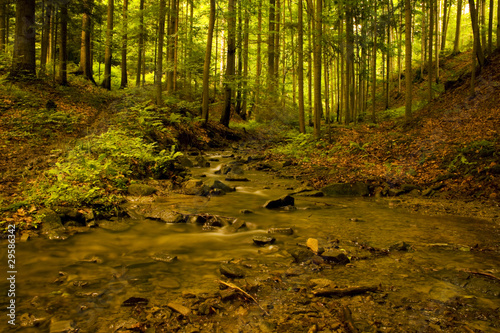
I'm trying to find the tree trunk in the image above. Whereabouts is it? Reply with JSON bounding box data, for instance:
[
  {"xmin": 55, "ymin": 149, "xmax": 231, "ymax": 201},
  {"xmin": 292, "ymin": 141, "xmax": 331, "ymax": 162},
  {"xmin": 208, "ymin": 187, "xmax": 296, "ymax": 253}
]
[
  {"xmin": 298, "ymin": 0, "xmax": 305, "ymax": 133},
  {"xmin": 428, "ymin": 0, "xmax": 434, "ymax": 101},
  {"xmin": 267, "ymin": 0, "xmax": 275, "ymax": 93},
  {"xmin": 166, "ymin": 0, "xmax": 178, "ymax": 92},
  {"xmin": 453, "ymin": 0, "xmax": 462, "ymax": 54},
  {"xmin": 58, "ymin": 1, "xmax": 68, "ymax": 86},
  {"xmin": 384, "ymin": 5, "xmax": 391, "ymax": 110},
  {"xmin": 440, "ymin": 0, "xmax": 448, "ymax": 50},
  {"xmin": 346, "ymin": 8, "xmax": 353, "ymax": 124},
  {"xmin": 371, "ymin": 1, "xmax": 377, "ymax": 123},
  {"xmin": 421, "ymin": 1, "xmax": 427, "ymax": 77},
  {"xmin": 274, "ymin": 0, "xmax": 280, "ymax": 82},
  {"xmin": 487, "ymin": 0, "xmax": 493, "ymax": 55},
  {"xmin": 10, "ymin": 0, "xmax": 36, "ymax": 79},
  {"xmin": 255, "ymin": 0, "xmax": 262, "ymax": 113},
  {"xmin": 221, "ymin": 0, "xmax": 236, "ymax": 127},
  {"xmin": 102, "ymin": 0, "xmax": 114, "ymax": 90},
  {"xmin": 156, "ymin": 0, "xmax": 166, "ymax": 105},
  {"xmin": 0, "ymin": 0, "xmax": 6, "ymax": 52},
  {"xmin": 405, "ymin": 0, "xmax": 412, "ymax": 120},
  {"xmin": 202, "ymin": 0, "xmax": 215, "ymax": 124},
  {"xmin": 80, "ymin": 0, "xmax": 95, "ymax": 84},
  {"xmin": 40, "ymin": 1, "xmax": 51, "ymax": 75},
  {"xmin": 308, "ymin": 12, "xmax": 313, "ymax": 126},
  {"xmin": 235, "ymin": 0, "xmax": 243, "ymax": 117},
  {"xmin": 480, "ymin": 0, "xmax": 486, "ymax": 51},
  {"xmin": 313, "ymin": 0, "xmax": 322, "ymax": 138},
  {"xmin": 136, "ymin": 0, "xmax": 144, "ymax": 87},
  {"xmin": 241, "ymin": 6, "xmax": 249, "ymax": 119},
  {"xmin": 120, "ymin": 0, "xmax": 128, "ymax": 88},
  {"xmin": 469, "ymin": 0, "xmax": 485, "ymax": 67}
]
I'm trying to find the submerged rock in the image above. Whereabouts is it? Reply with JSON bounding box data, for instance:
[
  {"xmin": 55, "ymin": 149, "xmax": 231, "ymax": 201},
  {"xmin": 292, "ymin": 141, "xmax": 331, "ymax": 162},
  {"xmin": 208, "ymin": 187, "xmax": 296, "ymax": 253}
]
[
  {"xmin": 207, "ymin": 179, "xmax": 235, "ymax": 193},
  {"xmin": 268, "ymin": 227, "xmax": 294, "ymax": 235},
  {"xmin": 253, "ymin": 236, "xmax": 276, "ymax": 246},
  {"xmin": 127, "ymin": 183, "xmax": 158, "ymax": 196},
  {"xmin": 151, "ymin": 252, "xmax": 178, "ymax": 263},
  {"xmin": 97, "ymin": 220, "xmax": 131, "ymax": 232},
  {"xmin": 167, "ymin": 302, "xmax": 191, "ymax": 316},
  {"xmin": 263, "ymin": 195, "xmax": 295, "ymax": 209},
  {"xmin": 183, "ymin": 179, "xmax": 211, "ymax": 196},
  {"xmin": 287, "ymin": 247, "xmax": 314, "ymax": 263},
  {"xmin": 122, "ymin": 297, "xmax": 149, "ymax": 307},
  {"xmin": 321, "ymin": 182, "xmax": 369, "ymax": 196},
  {"xmin": 220, "ymin": 263, "xmax": 245, "ymax": 278},
  {"xmin": 321, "ymin": 250, "xmax": 350, "ymax": 264}
]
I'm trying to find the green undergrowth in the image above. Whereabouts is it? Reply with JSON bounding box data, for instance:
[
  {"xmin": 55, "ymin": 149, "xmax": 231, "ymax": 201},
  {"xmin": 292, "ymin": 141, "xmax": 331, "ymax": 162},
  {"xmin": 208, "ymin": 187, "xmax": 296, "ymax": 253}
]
[{"xmin": 24, "ymin": 128, "xmax": 182, "ymax": 211}]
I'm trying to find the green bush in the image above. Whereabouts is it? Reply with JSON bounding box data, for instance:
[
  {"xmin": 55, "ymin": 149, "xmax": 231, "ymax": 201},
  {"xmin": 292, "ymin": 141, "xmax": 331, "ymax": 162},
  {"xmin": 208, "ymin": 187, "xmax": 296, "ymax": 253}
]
[{"xmin": 26, "ymin": 129, "xmax": 182, "ymax": 209}]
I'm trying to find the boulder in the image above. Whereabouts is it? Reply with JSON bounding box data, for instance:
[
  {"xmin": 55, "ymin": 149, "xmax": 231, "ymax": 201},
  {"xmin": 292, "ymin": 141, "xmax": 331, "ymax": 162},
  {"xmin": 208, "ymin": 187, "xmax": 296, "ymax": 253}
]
[
  {"xmin": 183, "ymin": 179, "xmax": 211, "ymax": 196},
  {"xmin": 177, "ymin": 155, "xmax": 194, "ymax": 168},
  {"xmin": 195, "ymin": 155, "xmax": 211, "ymax": 167},
  {"xmin": 127, "ymin": 184, "xmax": 158, "ymax": 196},
  {"xmin": 40, "ymin": 209, "xmax": 66, "ymax": 239},
  {"xmin": 321, "ymin": 182, "xmax": 369, "ymax": 197},
  {"xmin": 263, "ymin": 195, "xmax": 295, "ymax": 209},
  {"xmin": 145, "ymin": 210, "xmax": 185, "ymax": 223}
]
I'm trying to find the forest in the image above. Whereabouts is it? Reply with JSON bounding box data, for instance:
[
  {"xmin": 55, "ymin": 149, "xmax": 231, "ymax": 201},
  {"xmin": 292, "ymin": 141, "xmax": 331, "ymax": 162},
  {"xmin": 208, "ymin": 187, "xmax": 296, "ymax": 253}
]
[{"xmin": 0, "ymin": 0, "xmax": 500, "ymax": 332}]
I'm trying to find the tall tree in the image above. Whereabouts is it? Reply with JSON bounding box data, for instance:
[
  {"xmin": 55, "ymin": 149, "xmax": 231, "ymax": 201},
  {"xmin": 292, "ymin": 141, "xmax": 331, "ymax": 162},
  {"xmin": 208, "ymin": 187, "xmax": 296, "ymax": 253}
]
[
  {"xmin": 267, "ymin": 0, "xmax": 276, "ymax": 92},
  {"xmin": 136, "ymin": 0, "xmax": 144, "ymax": 87},
  {"xmin": 156, "ymin": 0, "xmax": 166, "ymax": 105},
  {"xmin": 405, "ymin": 0, "xmax": 412, "ymax": 120},
  {"xmin": 371, "ymin": 1, "xmax": 377, "ymax": 123},
  {"xmin": 166, "ymin": 0, "xmax": 178, "ymax": 92},
  {"xmin": 221, "ymin": 0, "xmax": 236, "ymax": 127},
  {"xmin": 487, "ymin": 0, "xmax": 493, "ymax": 55},
  {"xmin": 0, "ymin": 0, "xmax": 6, "ymax": 52},
  {"xmin": 79, "ymin": 0, "xmax": 95, "ymax": 83},
  {"xmin": 313, "ymin": 0, "xmax": 322, "ymax": 138},
  {"xmin": 441, "ymin": 0, "xmax": 449, "ymax": 50},
  {"xmin": 468, "ymin": 0, "xmax": 485, "ymax": 67},
  {"xmin": 102, "ymin": 0, "xmax": 114, "ymax": 90},
  {"xmin": 202, "ymin": 0, "xmax": 216, "ymax": 124},
  {"xmin": 58, "ymin": 0, "xmax": 68, "ymax": 86},
  {"xmin": 10, "ymin": 0, "xmax": 36, "ymax": 79},
  {"xmin": 428, "ymin": 0, "xmax": 434, "ymax": 101},
  {"xmin": 453, "ymin": 0, "xmax": 462, "ymax": 54},
  {"xmin": 40, "ymin": 1, "xmax": 52, "ymax": 75},
  {"xmin": 298, "ymin": 0, "xmax": 305, "ymax": 133},
  {"xmin": 120, "ymin": 0, "xmax": 128, "ymax": 88}
]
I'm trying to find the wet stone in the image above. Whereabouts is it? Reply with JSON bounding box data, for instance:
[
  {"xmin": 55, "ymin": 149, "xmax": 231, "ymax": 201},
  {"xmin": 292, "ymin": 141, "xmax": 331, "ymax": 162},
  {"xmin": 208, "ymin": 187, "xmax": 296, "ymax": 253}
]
[
  {"xmin": 288, "ymin": 247, "xmax": 314, "ymax": 263},
  {"xmin": 127, "ymin": 183, "xmax": 158, "ymax": 196},
  {"xmin": 268, "ymin": 227, "xmax": 294, "ymax": 235},
  {"xmin": 253, "ymin": 236, "xmax": 276, "ymax": 246},
  {"xmin": 321, "ymin": 250, "xmax": 350, "ymax": 264},
  {"xmin": 389, "ymin": 241, "xmax": 413, "ymax": 252},
  {"xmin": 122, "ymin": 297, "xmax": 149, "ymax": 307},
  {"xmin": 220, "ymin": 263, "xmax": 245, "ymax": 278},
  {"xmin": 225, "ymin": 174, "xmax": 250, "ymax": 182},
  {"xmin": 263, "ymin": 195, "xmax": 295, "ymax": 209},
  {"xmin": 151, "ymin": 252, "xmax": 178, "ymax": 263},
  {"xmin": 167, "ymin": 302, "xmax": 191, "ymax": 316},
  {"xmin": 239, "ymin": 209, "xmax": 254, "ymax": 214}
]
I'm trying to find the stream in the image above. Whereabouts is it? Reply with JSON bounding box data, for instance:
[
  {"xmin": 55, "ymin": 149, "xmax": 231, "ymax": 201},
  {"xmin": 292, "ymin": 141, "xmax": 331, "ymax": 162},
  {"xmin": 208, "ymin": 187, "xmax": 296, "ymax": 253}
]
[{"xmin": 2, "ymin": 151, "xmax": 500, "ymax": 332}]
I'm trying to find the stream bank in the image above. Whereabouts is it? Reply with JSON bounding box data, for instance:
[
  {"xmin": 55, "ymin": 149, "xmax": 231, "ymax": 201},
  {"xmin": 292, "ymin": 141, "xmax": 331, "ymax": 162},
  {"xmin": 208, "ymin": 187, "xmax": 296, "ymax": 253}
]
[{"xmin": 3, "ymin": 150, "xmax": 499, "ymax": 333}]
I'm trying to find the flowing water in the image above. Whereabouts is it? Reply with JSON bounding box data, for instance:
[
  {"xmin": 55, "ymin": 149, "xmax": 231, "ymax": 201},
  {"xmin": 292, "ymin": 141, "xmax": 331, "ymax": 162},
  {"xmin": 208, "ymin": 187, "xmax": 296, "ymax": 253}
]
[{"xmin": 2, "ymin": 153, "xmax": 500, "ymax": 332}]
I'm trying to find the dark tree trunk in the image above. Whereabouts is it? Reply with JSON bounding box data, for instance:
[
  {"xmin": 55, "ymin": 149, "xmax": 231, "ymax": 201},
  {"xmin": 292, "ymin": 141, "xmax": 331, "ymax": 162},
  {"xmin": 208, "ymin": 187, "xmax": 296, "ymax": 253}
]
[
  {"xmin": 80, "ymin": 0, "xmax": 95, "ymax": 84},
  {"xmin": 221, "ymin": 0, "xmax": 236, "ymax": 127},
  {"xmin": 58, "ymin": 1, "xmax": 68, "ymax": 86},
  {"xmin": 102, "ymin": 0, "xmax": 114, "ymax": 90},
  {"xmin": 136, "ymin": 0, "xmax": 144, "ymax": 87},
  {"xmin": 10, "ymin": 0, "xmax": 36, "ymax": 79},
  {"xmin": 120, "ymin": 0, "xmax": 128, "ymax": 88},
  {"xmin": 201, "ymin": 0, "xmax": 215, "ymax": 124},
  {"xmin": 40, "ymin": 1, "xmax": 51, "ymax": 75},
  {"xmin": 156, "ymin": 0, "xmax": 166, "ymax": 105}
]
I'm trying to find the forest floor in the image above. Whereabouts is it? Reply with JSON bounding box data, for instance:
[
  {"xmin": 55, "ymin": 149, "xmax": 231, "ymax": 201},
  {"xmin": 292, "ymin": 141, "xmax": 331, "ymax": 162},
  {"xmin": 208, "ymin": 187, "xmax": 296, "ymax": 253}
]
[{"xmin": 0, "ymin": 49, "xmax": 499, "ymax": 228}]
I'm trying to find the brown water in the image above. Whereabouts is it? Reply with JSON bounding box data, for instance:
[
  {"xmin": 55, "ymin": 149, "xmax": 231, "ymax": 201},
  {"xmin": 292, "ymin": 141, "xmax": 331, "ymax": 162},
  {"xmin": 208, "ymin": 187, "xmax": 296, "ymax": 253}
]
[{"xmin": 2, "ymin": 153, "xmax": 500, "ymax": 332}]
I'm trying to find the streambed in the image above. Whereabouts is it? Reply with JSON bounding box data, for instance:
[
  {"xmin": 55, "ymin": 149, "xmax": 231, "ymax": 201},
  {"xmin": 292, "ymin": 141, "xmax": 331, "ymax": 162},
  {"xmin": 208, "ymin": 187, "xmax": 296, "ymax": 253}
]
[{"xmin": 2, "ymin": 152, "xmax": 500, "ymax": 332}]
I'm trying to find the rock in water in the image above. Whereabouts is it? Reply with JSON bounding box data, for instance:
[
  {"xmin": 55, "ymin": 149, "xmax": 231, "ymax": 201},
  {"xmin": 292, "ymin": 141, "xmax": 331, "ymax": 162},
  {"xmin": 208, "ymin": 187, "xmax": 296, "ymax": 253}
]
[
  {"xmin": 321, "ymin": 250, "xmax": 350, "ymax": 264},
  {"xmin": 263, "ymin": 195, "xmax": 295, "ymax": 209},
  {"xmin": 268, "ymin": 227, "xmax": 294, "ymax": 235},
  {"xmin": 121, "ymin": 297, "xmax": 149, "ymax": 307},
  {"xmin": 127, "ymin": 184, "xmax": 158, "ymax": 196},
  {"xmin": 167, "ymin": 302, "xmax": 191, "ymax": 316},
  {"xmin": 253, "ymin": 236, "xmax": 276, "ymax": 246},
  {"xmin": 220, "ymin": 263, "xmax": 245, "ymax": 278}
]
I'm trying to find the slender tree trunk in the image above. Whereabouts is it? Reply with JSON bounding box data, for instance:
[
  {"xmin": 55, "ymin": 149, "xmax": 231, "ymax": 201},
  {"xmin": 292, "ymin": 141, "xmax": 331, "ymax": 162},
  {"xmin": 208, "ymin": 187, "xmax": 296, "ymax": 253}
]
[
  {"xmin": 435, "ymin": 0, "xmax": 440, "ymax": 81},
  {"xmin": 308, "ymin": 13, "xmax": 313, "ymax": 126},
  {"xmin": 136, "ymin": 0, "xmax": 144, "ymax": 87},
  {"xmin": 102, "ymin": 0, "xmax": 114, "ymax": 90},
  {"xmin": 480, "ymin": 0, "xmax": 486, "ymax": 50},
  {"xmin": 120, "ymin": 0, "xmax": 128, "ymax": 88},
  {"xmin": 241, "ymin": 6, "xmax": 249, "ymax": 119},
  {"xmin": 40, "ymin": 1, "xmax": 51, "ymax": 75},
  {"xmin": 79, "ymin": 0, "xmax": 95, "ymax": 84},
  {"xmin": 267, "ymin": 0, "xmax": 275, "ymax": 93},
  {"xmin": 405, "ymin": 0, "xmax": 412, "ymax": 120},
  {"xmin": 0, "ymin": 0, "xmax": 6, "ymax": 52},
  {"xmin": 497, "ymin": 0, "xmax": 500, "ymax": 49},
  {"xmin": 166, "ymin": 0, "xmax": 178, "ymax": 92},
  {"xmin": 255, "ymin": 0, "xmax": 262, "ymax": 113},
  {"xmin": 371, "ymin": 1, "xmax": 377, "ymax": 123},
  {"xmin": 385, "ymin": 5, "xmax": 391, "ymax": 110},
  {"xmin": 275, "ymin": 0, "xmax": 280, "ymax": 81},
  {"xmin": 453, "ymin": 0, "xmax": 462, "ymax": 54},
  {"xmin": 298, "ymin": 0, "xmax": 305, "ymax": 133},
  {"xmin": 487, "ymin": 0, "xmax": 493, "ymax": 55},
  {"xmin": 58, "ymin": 1, "xmax": 68, "ymax": 86},
  {"xmin": 10, "ymin": 0, "xmax": 36, "ymax": 79},
  {"xmin": 221, "ymin": 0, "xmax": 236, "ymax": 127},
  {"xmin": 313, "ymin": 0, "xmax": 322, "ymax": 138},
  {"xmin": 156, "ymin": 0, "xmax": 166, "ymax": 105},
  {"xmin": 421, "ymin": 1, "xmax": 427, "ymax": 77},
  {"xmin": 346, "ymin": 8, "xmax": 353, "ymax": 124},
  {"xmin": 469, "ymin": 0, "xmax": 486, "ymax": 67},
  {"xmin": 202, "ymin": 0, "xmax": 215, "ymax": 124},
  {"xmin": 471, "ymin": 25, "xmax": 476, "ymax": 96},
  {"xmin": 428, "ymin": 0, "xmax": 434, "ymax": 101},
  {"xmin": 235, "ymin": 0, "xmax": 243, "ymax": 116},
  {"xmin": 441, "ymin": 0, "xmax": 448, "ymax": 50}
]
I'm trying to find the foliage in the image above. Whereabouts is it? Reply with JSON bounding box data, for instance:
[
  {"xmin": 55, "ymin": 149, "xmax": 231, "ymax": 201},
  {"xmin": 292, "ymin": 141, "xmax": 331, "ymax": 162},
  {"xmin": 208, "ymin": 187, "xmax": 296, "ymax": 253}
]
[{"xmin": 25, "ymin": 129, "xmax": 182, "ymax": 209}]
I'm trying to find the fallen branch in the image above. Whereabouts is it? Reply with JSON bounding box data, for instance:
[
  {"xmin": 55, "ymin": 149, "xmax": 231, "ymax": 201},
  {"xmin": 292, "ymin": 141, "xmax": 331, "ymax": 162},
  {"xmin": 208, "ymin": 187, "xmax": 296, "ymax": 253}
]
[
  {"xmin": 463, "ymin": 270, "xmax": 500, "ymax": 281},
  {"xmin": 313, "ymin": 285, "xmax": 379, "ymax": 297},
  {"xmin": 218, "ymin": 280, "xmax": 269, "ymax": 316}
]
